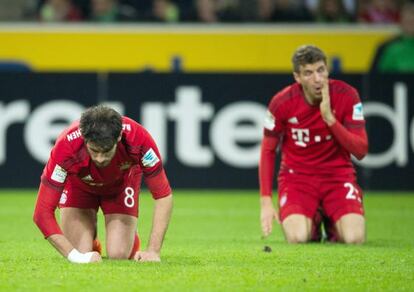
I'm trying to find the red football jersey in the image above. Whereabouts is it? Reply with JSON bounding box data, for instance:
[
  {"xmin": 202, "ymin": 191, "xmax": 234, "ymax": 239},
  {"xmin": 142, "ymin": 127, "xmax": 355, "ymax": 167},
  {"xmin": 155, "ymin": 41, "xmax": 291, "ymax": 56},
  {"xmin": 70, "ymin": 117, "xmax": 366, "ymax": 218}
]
[
  {"xmin": 264, "ymin": 79, "xmax": 365, "ymax": 176},
  {"xmin": 41, "ymin": 116, "xmax": 170, "ymax": 198}
]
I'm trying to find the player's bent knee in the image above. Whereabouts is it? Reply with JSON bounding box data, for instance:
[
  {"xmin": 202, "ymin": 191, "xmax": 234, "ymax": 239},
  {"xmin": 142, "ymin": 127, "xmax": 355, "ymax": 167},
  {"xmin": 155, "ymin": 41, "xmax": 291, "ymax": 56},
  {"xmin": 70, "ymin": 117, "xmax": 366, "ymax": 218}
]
[
  {"xmin": 285, "ymin": 231, "xmax": 310, "ymax": 243},
  {"xmin": 337, "ymin": 214, "xmax": 365, "ymax": 244},
  {"xmin": 286, "ymin": 235, "xmax": 309, "ymax": 244},
  {"xmin": 107, "ymin": 251, "xmax": 130, "ymax": 259},
  {"xmin": 282, "ymin": 215, "xmax": 311, "ymax": 243},
  {"xmin": 342, "ymin": 230, "xmax": 365, "ymax": 244},
  {"xmin": 107, "ymin": 248, "xmax": 130, "ymax": 259}
]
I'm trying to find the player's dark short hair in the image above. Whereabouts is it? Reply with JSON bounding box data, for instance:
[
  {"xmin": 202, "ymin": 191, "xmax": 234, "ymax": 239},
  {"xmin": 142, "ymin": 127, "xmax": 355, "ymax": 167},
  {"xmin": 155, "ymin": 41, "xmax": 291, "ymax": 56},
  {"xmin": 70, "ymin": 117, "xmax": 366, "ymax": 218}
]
[
  {"xmin": 292, "ymin": 45, "xmax": 327, "ymax": 73},
  {"xmin": 80, "ymin": 105, "xmax": 122, "ymax": 151}
]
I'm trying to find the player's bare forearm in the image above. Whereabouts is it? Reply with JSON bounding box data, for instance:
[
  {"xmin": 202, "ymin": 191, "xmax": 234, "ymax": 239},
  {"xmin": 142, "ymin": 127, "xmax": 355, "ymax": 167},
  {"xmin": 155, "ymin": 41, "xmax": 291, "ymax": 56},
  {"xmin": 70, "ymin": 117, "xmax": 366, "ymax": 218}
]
[
  {"xmin": 260, "ymin": 196, "xmax": 274, "ymax": 208},
  {"xmin": 320, "ymin": 81, "xmax": 336, "ymax": 126},
  {"xmin": 322, "ymin": 111, "xmax": 336, "ymax": 126},
  {"xmin": 47, "ymin": 234, "xmax": 102, "ymax": 263},
  {"xmin": 147, "ymin": 194, "xmax": 173, "ymax": 254},
  {"xmin": 47, "ymin": 234, "xmax": 75, "ymax": 257}
]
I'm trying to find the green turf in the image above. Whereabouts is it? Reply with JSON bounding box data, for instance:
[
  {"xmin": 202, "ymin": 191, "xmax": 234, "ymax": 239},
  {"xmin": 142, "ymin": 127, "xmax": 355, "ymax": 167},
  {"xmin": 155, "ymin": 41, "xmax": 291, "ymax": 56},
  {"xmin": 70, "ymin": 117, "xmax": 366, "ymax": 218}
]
[{"xmin": 0, "ymin": 190, "xmax": 413, "ymax": 291}]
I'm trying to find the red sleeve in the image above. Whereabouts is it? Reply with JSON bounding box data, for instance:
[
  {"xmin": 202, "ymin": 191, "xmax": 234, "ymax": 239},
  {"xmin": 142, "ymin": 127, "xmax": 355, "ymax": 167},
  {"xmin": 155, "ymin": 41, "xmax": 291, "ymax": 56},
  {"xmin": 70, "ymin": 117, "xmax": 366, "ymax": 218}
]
[
  {"xmin": 139, "ymin": 131, "xmax": 164, "ymax": 177},
  {"xmin": 264, "ymin": 94, "xmax": 288, "ymax": 137},
  {"xmin": 144, "ymin": 168, "xmax": 172, "ymax": 199},
  {"xmin": 259, "ymin": 135, "xmax": 280, "ymax": 197},
  {"xmin": 124, "ymin": 119, "xmax": 165, "ymax": 177},
  {"xmin": 330, "ymin": 82, "xmax": 368, "ymax": 160},
  {"xmin": 124, "ymin": 119, "xmax": 172, "ymax": 199},
  {"xmin": 41, "ymin": 134, "xmax": 74, "ymax": 189},
  {"xmin": 260, "ymin": 90, "xmax": 288, "ymax": 197},
  {"xmin": 33, "ymin": 182, "xmax": 63, "ymax": 238},
  {"xmin": 329, "ymin": 121, "xmax": 368, "ymax": 160}
]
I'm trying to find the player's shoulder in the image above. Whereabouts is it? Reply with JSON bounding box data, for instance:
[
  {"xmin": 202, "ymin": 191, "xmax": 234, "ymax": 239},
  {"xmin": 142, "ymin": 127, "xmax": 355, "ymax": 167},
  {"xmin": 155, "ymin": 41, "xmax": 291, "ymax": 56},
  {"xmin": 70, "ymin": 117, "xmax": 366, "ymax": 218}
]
[
  {"xmin": 121, "ymin": 116, "xmax": 150, "ymax": 145},
  {"xmin": 122, "ymin": 116, "xmax": 146, "ymax": 136},
  {"xmin": 50, "ymin": 120, "xmax": 88, "ymax": 169},
  {"xmin": 268, "ymin": 83, "xmax": 299, "ymax": 111},
  {"xmin": 54, "ymin": 120, "xmax": 84, "ymax": 152},
  {"xmin": 329, "ymin": 79, "xmax": 359, "ymax": 99}
]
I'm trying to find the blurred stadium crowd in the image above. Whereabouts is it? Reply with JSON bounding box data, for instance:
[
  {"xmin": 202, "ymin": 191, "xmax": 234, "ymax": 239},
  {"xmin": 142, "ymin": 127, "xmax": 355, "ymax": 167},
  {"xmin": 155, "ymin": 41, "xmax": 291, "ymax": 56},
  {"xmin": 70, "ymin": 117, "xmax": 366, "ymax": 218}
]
[{"xmin": 0, "ymin": 0, "xmax": 410, "ymax": 24}]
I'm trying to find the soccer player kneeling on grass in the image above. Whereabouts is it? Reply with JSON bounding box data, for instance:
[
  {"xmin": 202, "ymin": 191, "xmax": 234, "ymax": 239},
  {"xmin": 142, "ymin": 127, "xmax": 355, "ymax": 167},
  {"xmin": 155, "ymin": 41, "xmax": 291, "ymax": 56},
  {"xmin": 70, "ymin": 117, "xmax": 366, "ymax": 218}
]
[
  {"xmin": 33, "ymin": 105, "xmax": 173, "ymax": 263},
  {"xmin": 259, "ymin": 45, "xmax": 368, "ymax": 244}
]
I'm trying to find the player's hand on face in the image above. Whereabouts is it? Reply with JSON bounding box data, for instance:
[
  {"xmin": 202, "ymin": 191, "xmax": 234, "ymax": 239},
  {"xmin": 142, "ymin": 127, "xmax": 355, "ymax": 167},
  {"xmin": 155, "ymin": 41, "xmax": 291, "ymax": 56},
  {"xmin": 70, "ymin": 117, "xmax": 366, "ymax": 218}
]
[
  {"xmin": 320, "ymin": 80, "xmax": 336, "ymax": 126},
  {"xmin": 133, "ymin": 250, "xmax": 161, "ymax": 262},
  {"xmin": 261, "ymin": 197, "xmax": 279, "ymax": 237}
]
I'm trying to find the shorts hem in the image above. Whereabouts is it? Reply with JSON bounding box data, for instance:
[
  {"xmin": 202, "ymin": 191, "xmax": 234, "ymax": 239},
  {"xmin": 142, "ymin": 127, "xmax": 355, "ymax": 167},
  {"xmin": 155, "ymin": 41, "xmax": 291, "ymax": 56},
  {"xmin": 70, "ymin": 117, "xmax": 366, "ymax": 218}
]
[
  {"xmin": 332, "ymin": 206, "xmax": 364, "ymax": 223},
  {"xmin": 102, "ymin": 210, "xmax": 138, "ymax": 218},
  {"xmin": 280, "ymin": 205, "xmax": 313, "ymax": 221},
  {"xmin": 58, "ymin": 205, "xmax": 99, "ymax": 211}
]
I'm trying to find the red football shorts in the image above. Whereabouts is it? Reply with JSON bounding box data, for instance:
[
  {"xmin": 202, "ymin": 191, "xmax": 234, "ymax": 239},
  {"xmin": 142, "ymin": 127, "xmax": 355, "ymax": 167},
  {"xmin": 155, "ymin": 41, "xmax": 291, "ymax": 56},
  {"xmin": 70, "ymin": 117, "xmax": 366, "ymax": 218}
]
[
  {"xmin": 58, "ymin": 171, "xmax": 142, "ymax": 217},
  {"xmin": 277, "ymin": 172, "xmax": 364, "ymax": 223}
]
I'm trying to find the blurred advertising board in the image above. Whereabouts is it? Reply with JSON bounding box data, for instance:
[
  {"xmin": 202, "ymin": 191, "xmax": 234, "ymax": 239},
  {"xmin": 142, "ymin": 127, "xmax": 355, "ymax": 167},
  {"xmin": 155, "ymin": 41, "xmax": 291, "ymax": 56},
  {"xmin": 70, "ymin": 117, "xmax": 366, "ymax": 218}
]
[{"xmin": 0, "ymin": 73, "xmax": 413, "ymax": 190}]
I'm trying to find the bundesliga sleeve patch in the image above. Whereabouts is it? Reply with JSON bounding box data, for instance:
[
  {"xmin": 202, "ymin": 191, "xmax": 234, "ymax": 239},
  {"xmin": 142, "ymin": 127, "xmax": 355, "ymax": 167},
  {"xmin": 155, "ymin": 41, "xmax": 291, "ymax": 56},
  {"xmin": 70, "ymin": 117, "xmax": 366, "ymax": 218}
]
[
  {"xmin": 352, "ymin": 103, "xmax": 364, "ymax": 121},
  {"xmin": 264, "ymin": 111, "xmax": 276, "ymax": 130},
  {"xmin": 51, "ymin": 164, "xmax": 67, "ymax": 183},
  {"xmin": 141, "ymin": 148, "xmax": 160, "ymax": 168}
]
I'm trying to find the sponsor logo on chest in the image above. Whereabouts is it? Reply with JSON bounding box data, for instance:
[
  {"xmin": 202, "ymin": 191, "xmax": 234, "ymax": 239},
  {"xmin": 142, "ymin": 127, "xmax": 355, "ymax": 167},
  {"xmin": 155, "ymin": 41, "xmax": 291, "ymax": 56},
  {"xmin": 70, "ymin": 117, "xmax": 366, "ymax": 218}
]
[{"xmin": 291, "ymin": 127, "xmax": 332, "ymax": 147}]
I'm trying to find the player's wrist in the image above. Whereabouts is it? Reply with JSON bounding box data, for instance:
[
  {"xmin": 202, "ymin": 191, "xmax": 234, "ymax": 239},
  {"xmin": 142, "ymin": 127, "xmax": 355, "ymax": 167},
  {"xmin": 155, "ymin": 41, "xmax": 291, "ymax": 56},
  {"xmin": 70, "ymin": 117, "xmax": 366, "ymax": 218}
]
[
  {"xmin": 324, "ymin": 115, "xmax": 336, "ymax": 126},
  {"xmin": 67, "ymin": 248, "xmax": 94, "ymax": 264},
  {"xmin": 260, "ymin": 196, "xmax": 273, "ymax": 206}
]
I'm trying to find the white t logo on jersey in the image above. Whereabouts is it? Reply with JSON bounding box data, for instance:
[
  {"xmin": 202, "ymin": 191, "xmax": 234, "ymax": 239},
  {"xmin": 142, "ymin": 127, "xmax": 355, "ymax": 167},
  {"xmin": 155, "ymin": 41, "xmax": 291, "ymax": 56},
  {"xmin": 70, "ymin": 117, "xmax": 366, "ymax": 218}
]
[{"xmin": 291, "ymin": 128, "xmax": 310, "ymax": 147}]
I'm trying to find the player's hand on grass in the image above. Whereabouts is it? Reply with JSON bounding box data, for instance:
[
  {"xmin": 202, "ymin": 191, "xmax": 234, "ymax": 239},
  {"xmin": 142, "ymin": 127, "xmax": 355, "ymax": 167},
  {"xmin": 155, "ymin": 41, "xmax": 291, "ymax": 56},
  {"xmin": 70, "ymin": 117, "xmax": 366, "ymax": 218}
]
[
  {"xmin": 260, "ymin": 196, "xmax": 279, "ymax": 237},
  {"xmin": 134, "ymin": 250, "xmax": 161, "ymax": 262},
  {"xmin": 320, "ymin": 80, "xmax": 336, "ymax": 126},
  {"xmin": 89, "ymin": 252, "xmax": 103, "ymax": 263}
]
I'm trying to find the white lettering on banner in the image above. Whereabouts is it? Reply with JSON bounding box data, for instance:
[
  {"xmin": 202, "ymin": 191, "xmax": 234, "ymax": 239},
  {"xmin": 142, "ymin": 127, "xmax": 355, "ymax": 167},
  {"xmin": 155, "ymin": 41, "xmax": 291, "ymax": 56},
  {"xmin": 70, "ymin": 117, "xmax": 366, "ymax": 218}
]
[
  {"xmin": 141, "ymin": 103, "xmax": 167, "ymax": 163},
  {"xmin": 1, "ymin": 83, "xmax": 413, "ymax": 170},
  {"xmin": 168, "ymin": 87, "xmax": 214, "ymax": 166},
  {"xmin": 141, "ymin": 86, "xmax": 266, "ymax": 167},
  {"xmin": 356, "ymin": 83, "xmax": 408, "ymax": 168},
  {"xmin": 0, "ymin": 101, "xmax": 124, "ymax": 164},
  {"xmin": 24, "ymin": 100, "xmax": 85, "ymax": 162},
  {"xmin": 102, "ymin": 102, "xmax": 125, "ymax": 117},
  {"xmin": 211, "ymin": 102, "xmax": 265, "ymax": 168},
  {"xmin": 0, "ymin": 100, "xmax": 30, "ymax": 164}
]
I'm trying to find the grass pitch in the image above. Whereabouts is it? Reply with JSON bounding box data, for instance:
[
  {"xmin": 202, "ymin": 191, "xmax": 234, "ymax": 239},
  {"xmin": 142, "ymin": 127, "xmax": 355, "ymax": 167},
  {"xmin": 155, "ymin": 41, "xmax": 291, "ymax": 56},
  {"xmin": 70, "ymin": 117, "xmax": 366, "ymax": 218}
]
[{"xmin": 0, "ymin": 190, "xmax": 413, "ymax": 291}]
